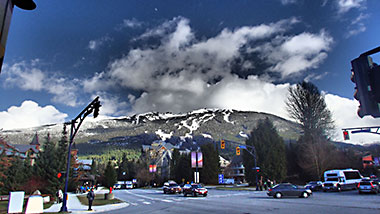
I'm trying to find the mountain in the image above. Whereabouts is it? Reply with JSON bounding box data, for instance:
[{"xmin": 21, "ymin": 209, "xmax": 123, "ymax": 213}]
[{"xmin": 2, "ymin": 109, "xmax": 302, "ymax": 154}]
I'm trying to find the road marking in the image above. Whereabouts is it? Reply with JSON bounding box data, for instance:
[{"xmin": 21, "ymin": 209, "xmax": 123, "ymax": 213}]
[
  {"xmin": 143, "ymin": 201, "xmax": 151, "ymax": 205},
  {"xmin": 161, "ymin": 199, "xmax": 173, "ymax": 203}
]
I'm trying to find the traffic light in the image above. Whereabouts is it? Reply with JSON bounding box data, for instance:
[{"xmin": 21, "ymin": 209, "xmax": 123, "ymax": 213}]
[
  {"xmin": 221, "ymin": 140, "xmax": 225, "ymax": 149},
  {"xmin": 57, "ymin": 172, "xmax": 62, "ymax": 179},
  {"xmin": 343, "ymin": 130, "xmax": 350, "ymax": 140},
  {"xmin": 236, "ymin": 147, "xmax": 240, "ymax": 156},
  {"xmin": 93, "ymin": 99, "xmax": 101, "ymax": 118},
  {"xmin": 351, "ymin": 47, "xmax": 380, "ymax": 118}
]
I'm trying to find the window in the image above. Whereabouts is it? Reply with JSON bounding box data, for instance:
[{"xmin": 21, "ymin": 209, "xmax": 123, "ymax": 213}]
[{"xmin": 344, "ymin": 171, "xmax": 361, "ymax": 180}]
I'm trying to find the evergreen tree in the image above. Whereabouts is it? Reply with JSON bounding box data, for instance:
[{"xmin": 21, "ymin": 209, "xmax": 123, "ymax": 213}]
[
  {"xmin": 103, "ymin": 161, "xmax": 117, "ymax": 188},
  {"xmin": 200, "ymin": 143, "xmax": 220, "ymax": 184},
  {"xmin": 33, "ymin": 134, "xmax": 61, "ymax": 194},
  {"xmin": 286, "ymin": 81, "xmax": 335, "ymax": 179},
  {"xmin": 3, "ymin": 157, "xmax": 27, "ymax": 192},
  {"xmin": 243, "ymin": 118, "xmax": 287, "ymax": 185}
]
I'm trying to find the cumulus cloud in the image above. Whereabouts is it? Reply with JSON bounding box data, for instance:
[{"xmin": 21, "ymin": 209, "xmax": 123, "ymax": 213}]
[
  {"xmin": 253, "ymin": 30, "xmax": 333, "ymax": 77},
  {"xmin": 0, "ymin": 100, "xmax": 67, "ymax": 130},
  {"xmin": 82, "ymin": 17, "xmax": 334, "ymax": 117},
  {"xmin": 3, "ymin": 61, "xmax": 82, "ymax": 107}
]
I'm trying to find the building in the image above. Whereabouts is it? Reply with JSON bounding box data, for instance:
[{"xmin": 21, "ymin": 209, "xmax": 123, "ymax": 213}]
[
  {"xmin": 0, "ymin": 133, "xmax": 40, "ymax": 165},
  {"xmin": 142, "ymin": 141, "xmax": 179, "ymax": 179},
  {"xmin": 224, "ymin": 155, "xmax": 245, "ymax": 183}
]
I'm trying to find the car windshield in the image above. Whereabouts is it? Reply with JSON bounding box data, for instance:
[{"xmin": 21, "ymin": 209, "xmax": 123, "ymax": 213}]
[
  {"xmin": 169, "ymin": 184, "xmax": 178, "ymax": 187},
  {"xmin": 326, "ymin": 178, "xmax": 338, "ymax": 181},
  {"xmin": 192, "ymin": 184, "xmax": 203, "ymax": 188}
]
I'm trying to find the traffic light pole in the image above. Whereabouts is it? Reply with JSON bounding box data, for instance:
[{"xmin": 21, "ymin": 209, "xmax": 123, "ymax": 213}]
[
  {"xmin": 60, "ymin": 97, "xmax": 101, "ymax": 212},
  {"xmin": 342, "ymin": 126, "xmax": 380, "ymax": 138},
  {"xmin": 221, "ymin": 140, "xmax": 259, "ymax": 190}
]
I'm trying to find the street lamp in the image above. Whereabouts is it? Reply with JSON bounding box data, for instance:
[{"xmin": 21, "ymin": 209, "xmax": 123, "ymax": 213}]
[{"xmin": 60, "ymin": 97, "xmax": 101, "ymax": 212}]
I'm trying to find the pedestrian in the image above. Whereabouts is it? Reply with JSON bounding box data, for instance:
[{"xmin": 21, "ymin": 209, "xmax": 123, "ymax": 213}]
[
  {"xmin": 87, "ymin": 188, "xmax": 95, "ymax": 211},
  {"xmin": 56, "ymin": 189, "xmax": 63, "ymax": 203}
]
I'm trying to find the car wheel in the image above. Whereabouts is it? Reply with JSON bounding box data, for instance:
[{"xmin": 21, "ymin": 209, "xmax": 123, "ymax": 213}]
[
  {"xmin": 275, "ymin": 192, "xmax": 282, "ymax": 199},
  {"xmin": 302, "ymin": 192, "xmax": 309, "ymax": 198},
  {"xmin": 203, "ymin": 194, "xmax": 207, "ymax": 197},
  {"xmin": 193, "ymin": 192, "xmax": 197, "ymax": 197},
  {"xmin": 337, "ymin": 186, "xmax": 341, "ymax": 192}
]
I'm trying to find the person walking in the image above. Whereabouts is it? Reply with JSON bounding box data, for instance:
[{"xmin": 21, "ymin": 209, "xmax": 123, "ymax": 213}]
[
  {"xmin": 87, "ymin": 188, "xmax": 95, "ymax": 211},
  {"xmin": 56, "ymin": 189, "xmax": 63, "ymax": 203}
]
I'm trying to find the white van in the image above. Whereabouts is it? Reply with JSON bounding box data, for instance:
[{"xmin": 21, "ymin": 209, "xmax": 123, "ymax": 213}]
[
  {"xmin": 126, "ymin": 181, "xmax": 133, "ymax": 189},
  {"xmin": 322, "ymin": 169, "xmax": 362, "ymax": 191}
]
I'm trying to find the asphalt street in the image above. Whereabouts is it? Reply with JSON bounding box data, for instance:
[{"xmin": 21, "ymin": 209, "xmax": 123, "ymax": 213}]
[{"xmin": 101, "ymin": 188, "xmax": 380, "ymax": 214}]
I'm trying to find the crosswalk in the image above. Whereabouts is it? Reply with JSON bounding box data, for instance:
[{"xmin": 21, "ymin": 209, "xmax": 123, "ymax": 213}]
[{"xmin": 117, "ymin": 189, "xmax": 257, "ymax": 207}]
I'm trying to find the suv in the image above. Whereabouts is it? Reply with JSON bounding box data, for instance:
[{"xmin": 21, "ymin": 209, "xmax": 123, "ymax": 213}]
[
  {"xmin": 163, "ymin": 182, "xmax": 182, "ymax": 194},
  {"xmin": 183, "ymin": 183, "xmax": 208, "ymax": 197},
  {"xmin": 358, "ymin": 179, "xmax": 379, "ymax": 194}
]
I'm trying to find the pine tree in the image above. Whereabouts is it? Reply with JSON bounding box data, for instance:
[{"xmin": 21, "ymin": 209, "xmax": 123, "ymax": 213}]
[
  {"xmin": 33, "ymin": 134, "xmax": 61, "ymax": 194},
  {"xmin": 200, "ymin": 143, "xmax": 220, "ymax": 184},
  {"xmin": 103, "ymin": 161, "xmax": 117, "ymax": 188},
  {"xmin": 243, "ymin": 118, "xmax": 287, "ymax": 184}
]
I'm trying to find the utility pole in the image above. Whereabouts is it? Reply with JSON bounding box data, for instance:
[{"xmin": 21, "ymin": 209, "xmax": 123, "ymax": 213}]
[{"xmin": 60, "ymin": 97, "xmax": 101, "ymax": 212}]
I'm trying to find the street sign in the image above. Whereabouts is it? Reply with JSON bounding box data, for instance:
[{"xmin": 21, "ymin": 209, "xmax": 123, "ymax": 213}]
[
  {"xmin": 239, "ymin": 145, "xmax": 247, "ymax": 149},
  {"xmin": 218, "ymin": 174, "xmax": 224, "ymax": 184}
]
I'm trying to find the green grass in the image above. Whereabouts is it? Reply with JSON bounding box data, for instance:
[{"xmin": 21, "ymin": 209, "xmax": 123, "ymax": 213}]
[{"xmin": 77, "ymin": 194, "xmax": 123, "ymax": 206}]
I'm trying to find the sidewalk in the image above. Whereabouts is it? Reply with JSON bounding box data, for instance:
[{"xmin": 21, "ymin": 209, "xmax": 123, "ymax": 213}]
[{"xmin": 44, "ymin": 189, "xmax": 129, "ymax": 213}]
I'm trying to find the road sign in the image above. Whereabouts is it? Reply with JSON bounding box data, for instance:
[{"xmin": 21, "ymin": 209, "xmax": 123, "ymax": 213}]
[
  {"xmin": 239, "ymin": 145, "xmax": 247, "ymax": 149},
  {"xmin": 218, "ymin": 174, "xmax": 224, "ymax": 184}
]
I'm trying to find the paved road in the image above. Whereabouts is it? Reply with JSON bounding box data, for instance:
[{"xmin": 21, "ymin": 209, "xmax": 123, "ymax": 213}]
[{"xmin": 101, "ymin": 188, "xmax": 380, "ymax": 214}]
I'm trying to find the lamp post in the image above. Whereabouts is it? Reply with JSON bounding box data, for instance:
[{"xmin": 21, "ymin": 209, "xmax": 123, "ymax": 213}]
[{"xmin": 60, "ymin": 97, "xmax": 101, "ymax": 212}]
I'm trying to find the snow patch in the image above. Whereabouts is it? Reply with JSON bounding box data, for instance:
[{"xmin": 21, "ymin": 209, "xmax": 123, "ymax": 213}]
[
  {"xmin": 155, "ymin": 129, "xmax": 173, "ymax": 141},
  {"xmin": 239, "ymin": 131, "xmax": 249, "ymax": 138},
  {"xmin": 202, "ymin": 133, "xmax": 213, "ymax": 139}
]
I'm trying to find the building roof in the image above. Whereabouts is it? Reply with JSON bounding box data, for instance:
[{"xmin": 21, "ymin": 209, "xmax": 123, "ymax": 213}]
[
  {"xmin": 13, "ymin": 144, "xmax": 39, "ymax": 153},
  {"xmin": 30, "ymin": 133, "xmax": 40, "ymax": 145}
]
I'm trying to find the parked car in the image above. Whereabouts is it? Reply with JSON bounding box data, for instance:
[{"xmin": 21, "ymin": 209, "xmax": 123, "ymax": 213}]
[
  {"xmin": 126, "ymin": 181, "xmax": 133, "ymax": 189},
  {"xmin": 183, "ymin": 183, "xmax": 208, "ymax": 197},
  {"xmin": 304, "ymin": 181, "xmax": 323, "ymax": 191},
  {"xmin": 267, "ymin": 183, "xmax": 312, "ymax": 199},
  {"xmin": 358, "ymin": 179, "xmax": 379, "ymax": 194},
  {"xmin": 163, "ymin": 182, "xmax": 182, "ymax": 194}
]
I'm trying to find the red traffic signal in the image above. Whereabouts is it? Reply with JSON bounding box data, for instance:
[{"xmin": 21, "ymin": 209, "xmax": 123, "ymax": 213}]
[
  {"xmin": 221, "ymin": 140, "xmax": 225, "ymax": 149},
  {"xmin": 57, "ymin": 172, "xmax": 62, "ymax": 178},
  {"xmin": 343, "ymin": 131, "xmax": 350, "ymax": 140}
]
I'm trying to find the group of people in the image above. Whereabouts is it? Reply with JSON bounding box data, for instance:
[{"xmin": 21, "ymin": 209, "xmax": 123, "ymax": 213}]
[
  {"xmin": 257, "ymin": 178, "xmax": 276, "ymax": 191},
  {"xmin": 56, "ymin": 186, "xmax": 95, "ymax": 211}
]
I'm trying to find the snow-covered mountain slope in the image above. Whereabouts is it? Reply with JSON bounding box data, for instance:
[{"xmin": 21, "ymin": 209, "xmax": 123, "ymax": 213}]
[{"xmin": 2, "ymin": 109, "xmax": 301, "ymax": 146}]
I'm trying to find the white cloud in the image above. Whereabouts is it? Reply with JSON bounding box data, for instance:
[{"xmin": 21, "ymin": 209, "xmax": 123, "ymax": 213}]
[
  {"xmin": 336, "ymin": 0, "xmax": 366, "ymax": 14},
  {"xmin": 345, "ymin": 13, "xmax": 369, "ymax": 38},
  {"xmin": 88, "ymin": 36, "xmax": 113, "ymax": 50},
  {"xmin": 253, "ymin": 30, "xmax": 333, "ymax": 77},
  {"xmin": 0, "ymin": 101, "xmax": 67, "ymax": 130},
  {"xmin": 120, "ymin": 18, "xmax": 143, "ymax": 29},
  {"xmin": 3, "ymin": 61, "xmax": 82, "ymax": 107},
  {"xmin": 280, "ymin": 0, "xmax": 298, "ymax": 5},
  {"xmin": 325, "ymin": 94, "xmax": 380, "ymax": 144},
  {"xmin": 4, "ymin": 61, "xmax": 45, "ymax": 91}
]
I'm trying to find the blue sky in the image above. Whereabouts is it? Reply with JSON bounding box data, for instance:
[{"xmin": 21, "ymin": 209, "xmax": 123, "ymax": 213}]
[{"xmin": 0, "ymin": 0, "xmax": 380, "ymax": 144}]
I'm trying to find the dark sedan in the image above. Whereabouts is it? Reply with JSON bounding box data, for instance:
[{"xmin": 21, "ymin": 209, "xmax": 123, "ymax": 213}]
[
  {"xmin": 304, "ymin": 181, "xmax": 323, "ymax": 191},
  {"xmin": 183, "ymin": 183, "xmax": 208, "ymax": 197},
  {"xmin": 267, "ymin": 183, "xmax": 312, "ymax": 198},
  {"xmin": 163, "ymin": 182, "xmax": 182, "ymax": 194}
]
